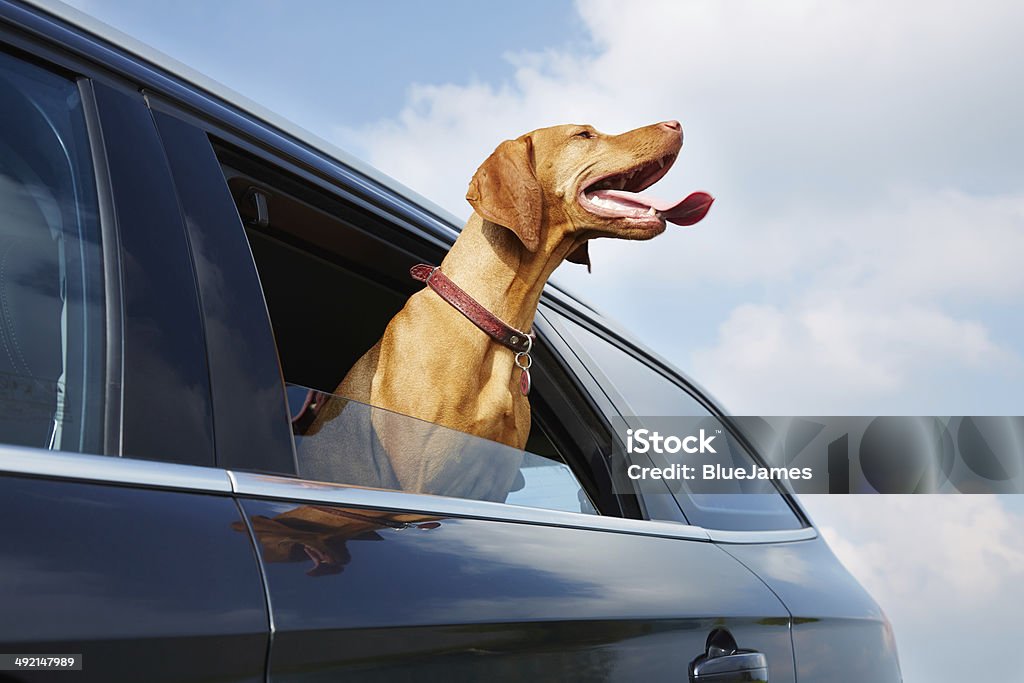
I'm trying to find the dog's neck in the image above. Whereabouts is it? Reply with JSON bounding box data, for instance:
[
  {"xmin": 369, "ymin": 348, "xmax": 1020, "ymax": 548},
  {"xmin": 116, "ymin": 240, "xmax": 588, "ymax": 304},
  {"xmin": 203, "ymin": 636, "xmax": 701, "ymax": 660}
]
[{"xmin": 439, "ymin": 213, "xmax": 582, "ymax": 333}]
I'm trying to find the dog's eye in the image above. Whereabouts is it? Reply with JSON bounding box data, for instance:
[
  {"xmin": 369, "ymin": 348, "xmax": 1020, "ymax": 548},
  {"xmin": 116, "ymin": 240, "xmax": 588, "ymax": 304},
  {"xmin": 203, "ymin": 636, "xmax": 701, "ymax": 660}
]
[{"xmin": 573, "ymin": 130, "xmax": 595, "ymax": 139}]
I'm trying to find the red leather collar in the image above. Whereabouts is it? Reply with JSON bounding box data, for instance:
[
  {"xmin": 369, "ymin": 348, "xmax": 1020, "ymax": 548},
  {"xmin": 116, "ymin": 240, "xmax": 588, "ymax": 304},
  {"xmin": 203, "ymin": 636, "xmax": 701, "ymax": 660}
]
[{"xmin": 410, "ymin": 264, "xmax": 535, "ymax": 354}]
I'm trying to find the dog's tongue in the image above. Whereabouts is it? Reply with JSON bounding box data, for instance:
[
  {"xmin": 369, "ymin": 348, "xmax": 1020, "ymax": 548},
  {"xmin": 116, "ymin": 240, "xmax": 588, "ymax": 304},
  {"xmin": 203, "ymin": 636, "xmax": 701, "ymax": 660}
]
[{"xmin": 593, "ymin": 189, "xmax": 714, "ymax": 225}]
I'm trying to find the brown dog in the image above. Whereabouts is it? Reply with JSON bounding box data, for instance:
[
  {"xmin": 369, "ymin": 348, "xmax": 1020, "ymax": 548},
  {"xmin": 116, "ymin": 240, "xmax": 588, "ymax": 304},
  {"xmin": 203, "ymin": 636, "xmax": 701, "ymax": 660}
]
[{"xmin": 306, "ymin": 121, "xmax": 712, "ymax": 497}]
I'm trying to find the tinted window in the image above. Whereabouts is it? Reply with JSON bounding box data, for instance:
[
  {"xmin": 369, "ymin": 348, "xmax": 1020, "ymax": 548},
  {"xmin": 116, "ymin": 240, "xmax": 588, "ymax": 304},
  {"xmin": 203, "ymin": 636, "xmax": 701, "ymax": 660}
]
[
  {"xmin": 0, "ymin": 53, "xmax": 105, "ymax": 454},
  {"xmin": 562, "ymin": 321, "xmax": 710, "ymax": 417},
  {"xmin": 557, "ymin": 317, "xmax": 802, "ymax": 530}
]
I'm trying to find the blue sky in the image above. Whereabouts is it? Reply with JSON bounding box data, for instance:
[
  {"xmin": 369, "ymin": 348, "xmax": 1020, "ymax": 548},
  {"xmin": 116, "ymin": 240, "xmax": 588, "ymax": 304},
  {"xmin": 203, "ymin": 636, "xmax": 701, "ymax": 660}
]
[
  {"xmin": 67, "ymin": 0, "xmax": 1024, "ymax": 416},
  {"xmin": 62, "ymin": 1, "xmax": 1024, "ymax": 681},
  {"xmin": 68, "ymin": 1, "xmax": 591, "ymax": 128}
]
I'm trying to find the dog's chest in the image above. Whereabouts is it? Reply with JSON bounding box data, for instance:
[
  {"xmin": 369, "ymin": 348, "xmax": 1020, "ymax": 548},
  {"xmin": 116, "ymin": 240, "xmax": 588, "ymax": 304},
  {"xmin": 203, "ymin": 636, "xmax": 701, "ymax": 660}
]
[{"xmin": 463, "ymin": 353, "xmax": 531, "ymax": 448}]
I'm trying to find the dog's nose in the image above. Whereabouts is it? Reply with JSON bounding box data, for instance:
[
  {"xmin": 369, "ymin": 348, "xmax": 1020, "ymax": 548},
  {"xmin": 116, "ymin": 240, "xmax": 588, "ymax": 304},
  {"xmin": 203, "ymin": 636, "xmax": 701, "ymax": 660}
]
[{"xmin": 660, "ymin": 120, "xmax": 683, "ymax": 142}]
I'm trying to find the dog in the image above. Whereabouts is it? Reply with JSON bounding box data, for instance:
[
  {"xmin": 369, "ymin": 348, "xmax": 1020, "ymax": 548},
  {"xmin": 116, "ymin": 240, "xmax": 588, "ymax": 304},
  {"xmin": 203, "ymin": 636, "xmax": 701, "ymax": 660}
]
[{"xmin": 304, "ymin": 121, "xmax": 712, "ymax": 499}]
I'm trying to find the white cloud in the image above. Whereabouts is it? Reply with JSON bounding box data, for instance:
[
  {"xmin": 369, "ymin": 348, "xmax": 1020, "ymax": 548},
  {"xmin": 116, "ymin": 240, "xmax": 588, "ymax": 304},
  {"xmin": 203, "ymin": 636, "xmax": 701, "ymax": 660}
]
[
  {"xmin": 690, "ymin": 296, "xmax": 1019, "ymax": 415},
  {"xmin": 806, "ymin": 495, "xmax": 1024, "ymax": 609},
  {"xmin": 682, "ymin": 188, "xmax": 1024, "ymax": 413},
  {"xmin": 802, "ymin": 495, "xmax": 1024, "ymax": 681}
]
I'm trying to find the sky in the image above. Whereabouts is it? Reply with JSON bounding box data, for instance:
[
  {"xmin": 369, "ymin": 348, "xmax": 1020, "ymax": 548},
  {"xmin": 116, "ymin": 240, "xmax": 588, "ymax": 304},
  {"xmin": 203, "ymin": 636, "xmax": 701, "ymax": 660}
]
[{"xmin": 59, "ymin": 1, "xmax": 1024, "ymax": 680}]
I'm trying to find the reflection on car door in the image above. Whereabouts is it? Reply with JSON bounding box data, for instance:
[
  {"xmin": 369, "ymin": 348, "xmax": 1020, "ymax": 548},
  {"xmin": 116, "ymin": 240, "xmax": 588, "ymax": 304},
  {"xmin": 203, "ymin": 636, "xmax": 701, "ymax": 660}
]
[{"xmin": 234, "ymin": 475, "xmax": 795, "ymax": 681}]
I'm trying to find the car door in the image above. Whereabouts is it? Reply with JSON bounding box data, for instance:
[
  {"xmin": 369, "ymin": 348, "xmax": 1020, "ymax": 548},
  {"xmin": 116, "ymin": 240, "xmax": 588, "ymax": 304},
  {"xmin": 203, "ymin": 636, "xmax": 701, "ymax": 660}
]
[
  {"xmin": 545, "ymin": 307, "xmax": 902, "ymax": 682},
  {"xmin": 0, "ymin": 21, "xmax": 268, "ymax": 683},
  {"xmin": 146, "ymin": 95, "xmax": 797, "ymax": 681}
]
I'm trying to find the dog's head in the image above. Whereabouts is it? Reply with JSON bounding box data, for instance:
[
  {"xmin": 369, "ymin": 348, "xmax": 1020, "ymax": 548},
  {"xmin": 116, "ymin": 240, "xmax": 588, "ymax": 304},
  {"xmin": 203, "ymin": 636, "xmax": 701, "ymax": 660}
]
[{"xmin": 466, "ymin": 121, "xmax": 713, "ymax": 269}]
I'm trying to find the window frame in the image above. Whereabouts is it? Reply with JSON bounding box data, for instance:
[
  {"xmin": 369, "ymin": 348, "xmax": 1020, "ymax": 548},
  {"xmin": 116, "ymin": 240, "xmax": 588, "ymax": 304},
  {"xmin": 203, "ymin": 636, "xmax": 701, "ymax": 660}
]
[{"xmin": 542, "ymin": 299, "xmax": 812, "ymax": 532}]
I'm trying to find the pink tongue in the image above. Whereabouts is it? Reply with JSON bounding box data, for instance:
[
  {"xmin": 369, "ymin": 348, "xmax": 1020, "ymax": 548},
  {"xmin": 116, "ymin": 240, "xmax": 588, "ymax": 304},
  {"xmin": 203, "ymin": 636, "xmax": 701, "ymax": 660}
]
[{"xmin": 595, "ymin": 189, "xmax": 714, "ymax": 226}]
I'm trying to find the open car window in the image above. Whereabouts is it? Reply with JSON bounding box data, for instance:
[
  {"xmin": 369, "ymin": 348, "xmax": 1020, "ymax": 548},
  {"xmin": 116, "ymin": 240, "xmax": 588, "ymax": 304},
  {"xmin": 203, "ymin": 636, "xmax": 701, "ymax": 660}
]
[{"xmin": 213, "ymin": 144, "xmax": 602, "ymax": 516}]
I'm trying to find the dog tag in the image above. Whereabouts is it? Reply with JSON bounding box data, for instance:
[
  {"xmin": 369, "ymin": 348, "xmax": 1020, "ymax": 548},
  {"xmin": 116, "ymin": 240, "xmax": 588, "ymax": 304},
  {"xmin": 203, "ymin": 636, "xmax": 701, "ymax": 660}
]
[
  {"xmin": 519, "ymin": 368, "xmax": 531, "ymax": 396},
  {"xmin": 514, "ymin": 350, "xmax": 533, "ymax": 396}
]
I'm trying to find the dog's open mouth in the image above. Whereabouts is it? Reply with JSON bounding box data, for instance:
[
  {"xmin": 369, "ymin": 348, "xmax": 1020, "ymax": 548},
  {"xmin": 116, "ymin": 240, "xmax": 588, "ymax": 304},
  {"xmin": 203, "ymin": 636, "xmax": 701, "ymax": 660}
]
[{"xmin": 579, "ymin": 153, "xmax": 713, "ymax": 226}]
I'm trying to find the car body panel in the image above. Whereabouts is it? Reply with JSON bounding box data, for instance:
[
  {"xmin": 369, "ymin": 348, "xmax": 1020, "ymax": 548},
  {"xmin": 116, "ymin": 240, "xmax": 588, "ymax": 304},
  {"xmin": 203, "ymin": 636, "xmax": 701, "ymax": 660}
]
[
  {"xmin": 0, "ymin": 467, "xmax": 268, "ymax": 683},
  {"xmin": 240, "ymin": 496, "xmax": 796, "ymax": 682},
  {"xmin": 721, "ymin": 538, "xmax": 902, "ymax": 682}
]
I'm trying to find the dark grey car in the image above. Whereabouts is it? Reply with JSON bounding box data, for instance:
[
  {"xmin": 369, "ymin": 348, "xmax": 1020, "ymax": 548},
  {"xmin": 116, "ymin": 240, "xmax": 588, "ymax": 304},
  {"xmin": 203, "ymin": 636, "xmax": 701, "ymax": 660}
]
[{"xmin": 0, "ymin": 1, "xmax": 901, "ymax": 681}]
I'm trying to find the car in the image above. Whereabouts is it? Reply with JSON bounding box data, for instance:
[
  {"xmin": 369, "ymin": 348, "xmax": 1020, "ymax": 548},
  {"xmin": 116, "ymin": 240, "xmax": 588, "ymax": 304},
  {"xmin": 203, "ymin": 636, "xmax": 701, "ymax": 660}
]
[{"xmin": 0, "ymin": 1, "xmax": 902, "ymax": 681}]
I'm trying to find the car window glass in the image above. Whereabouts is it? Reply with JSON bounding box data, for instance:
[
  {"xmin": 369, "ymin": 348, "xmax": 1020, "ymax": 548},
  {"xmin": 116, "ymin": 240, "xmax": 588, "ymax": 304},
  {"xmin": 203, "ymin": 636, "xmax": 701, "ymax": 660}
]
[
  {"xmin": 0, "ymin": 52, "xmax": 105, "ymax": 454},
  {"xmin": 287, "ymin": 384, "xmax": 597, "ymax": 515},
  {"xmin": 556, "ymin": 317, "xmax": 802, "ymax": 531},
  {"xmin": 217, "ymin": 154, "xmax": 599, "ymax": 517},
  {"xmin": 563, "ymin": 322, "xmax": 710, "ymax": 417}
]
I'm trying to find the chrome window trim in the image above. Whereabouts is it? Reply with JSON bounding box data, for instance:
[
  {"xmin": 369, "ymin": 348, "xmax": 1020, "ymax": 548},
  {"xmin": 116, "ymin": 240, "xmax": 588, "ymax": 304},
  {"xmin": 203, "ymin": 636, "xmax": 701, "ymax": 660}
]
[
  {"xmin": 0, "ymin": 447, "xmax": 816, "ymax": 543},
  {"xmin": 707, "ymin": 527, "xmax": 818, "ymax": 544},
  {"xmin": 0, "ymin": 445, "xmax": 232, "ymax": 492},
  {"xmin": 228, "ymin": 471, "xmax": 711, "ymax": 543}
]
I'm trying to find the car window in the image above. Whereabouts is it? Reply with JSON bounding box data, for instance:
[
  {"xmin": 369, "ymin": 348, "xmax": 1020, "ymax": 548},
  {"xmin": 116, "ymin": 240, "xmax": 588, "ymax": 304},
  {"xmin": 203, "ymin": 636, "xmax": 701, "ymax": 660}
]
[
  {"xmin": 0, "ymin": 52, "xmax": 105, "ymax": 455},
  {"xmin": 561, "ymin": 320, "xmax": 711, "ymax": 417},
  {"xmin": 286, "ymin": 384, "xmax": 596, "ymax": 515},
  {"xmin": 555, "ymin": 316, "xmax": 803, "ymax": 531},
  {"xmin": 212, "ymin": 149, "xmax": 597, "ymax": 516}
]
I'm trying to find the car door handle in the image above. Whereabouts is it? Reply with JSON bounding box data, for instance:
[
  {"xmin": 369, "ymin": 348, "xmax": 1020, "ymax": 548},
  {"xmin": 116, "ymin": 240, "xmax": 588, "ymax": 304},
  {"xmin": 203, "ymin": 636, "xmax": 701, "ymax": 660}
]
[{"xmin": 689, "ymin": 650, "xmax": 768, "ymax": 682}]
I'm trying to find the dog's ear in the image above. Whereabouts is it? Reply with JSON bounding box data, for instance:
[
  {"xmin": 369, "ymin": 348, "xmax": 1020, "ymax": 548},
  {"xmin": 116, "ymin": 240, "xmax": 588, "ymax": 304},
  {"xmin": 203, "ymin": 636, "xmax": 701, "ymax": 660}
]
[
  {"xmin": 566, "ymin": 242, "xmax": 591, "ymax": 272},
  {"xmin": 466, "ymin": 136, "xmax": 542, "ymax": 252}
]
